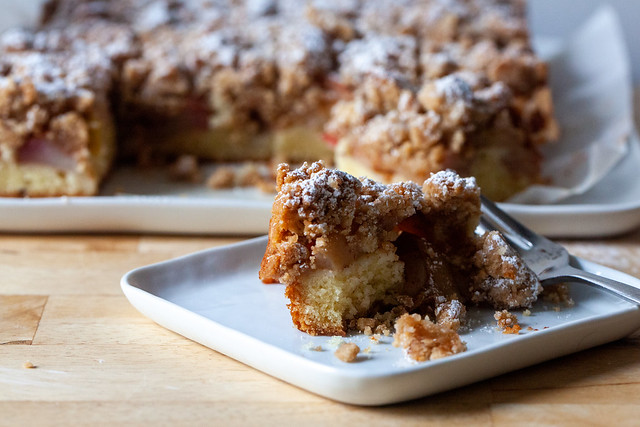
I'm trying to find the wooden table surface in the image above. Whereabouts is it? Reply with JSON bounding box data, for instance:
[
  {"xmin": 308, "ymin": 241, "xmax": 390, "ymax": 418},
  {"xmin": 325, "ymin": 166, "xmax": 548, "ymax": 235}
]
[{"xmin": 2, "ymin": 229, "xmax": 640, "ymax": 426}]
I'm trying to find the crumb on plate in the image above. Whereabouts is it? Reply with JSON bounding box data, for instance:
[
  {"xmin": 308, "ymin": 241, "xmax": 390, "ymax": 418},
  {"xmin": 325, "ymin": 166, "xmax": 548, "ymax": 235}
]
[
  {"xmin": 327, "ymin": 336, "xmax": 345, "ymax": 348},
  {"xmin": 392, "ymin": 313, "xmax": 466, "ymax": 362},
  {"xmin": 334, "ymin": 342, "xmax": 360, "ymax": 362},
  {"xmin": 494, "ymin": 309, "xmax": 521, "ymax": 334},
  {"xmin": 169, "ymin": 154, "xmax": 202, "ymax": 183},
  {"xmin": 542, "ymin": 283, "xmax": 574, "ymax": 306}
]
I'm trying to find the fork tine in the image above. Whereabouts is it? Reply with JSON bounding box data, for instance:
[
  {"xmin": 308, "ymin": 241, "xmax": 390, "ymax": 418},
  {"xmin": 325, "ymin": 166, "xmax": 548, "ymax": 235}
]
[
  {"xmin": 479, "ymin": 195, "xmax": 536, "ymax": 249},
  {"xmin": 478, "ymin": 215, "xmax": 497, "ymax": 233},
  {"xmin": 479, "ymin": 215, "xmax": 533, "ymax": 253}
]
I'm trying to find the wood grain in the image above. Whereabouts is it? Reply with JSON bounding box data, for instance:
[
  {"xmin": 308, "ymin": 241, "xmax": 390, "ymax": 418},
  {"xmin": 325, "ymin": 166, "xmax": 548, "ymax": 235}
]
[
  {"xmin": 0, "ymin": 295, "xmax": 47, "ymax": 345},
  {"xmin": 1, "ymin": 231, "xmax": 640, "ymax": 425}
]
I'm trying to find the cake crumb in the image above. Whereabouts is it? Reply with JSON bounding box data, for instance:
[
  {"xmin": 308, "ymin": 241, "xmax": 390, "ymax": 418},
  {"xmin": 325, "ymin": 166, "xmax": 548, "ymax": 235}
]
[
  {"xmin": 523, "ymin": 309, "xmax": 531, "ymax": 316},
  {"xmin": 542, "ymin": 283, "xmax": 574, "ymax": 306},
  {"xmin": 356, "ymin": 318, "xmax": 376, "ymax": 336},
  {"xmin": 23, "ymin": 361, "xmax": 36, "ymax": 369},
  {"xmin": 503, "ymin": 324, "xmax": 522, "ymax": 334},
  {"xmin": 303, "ymin": 342, "xmax": 323, "ymax": 351},
  {"xmin": 393, "ymin": 313, "xmax": 466, "ymax": 362},
  {"xmin": 206, "ymin": 166, "xmax": 235, "ymax": 188},
  {"xmin": 169, "ymin": 155, "xmax": 202, "ymax": 183},
  {"xmin": 206, "ymin": 162, "xmax": 275, "ymax": 192},
  {"xmin": 354, "ymin": 308, "xmax": 406, "ymax": 337},
  {"xmin": 494, "ymin": 310, "xmax": 521, "ymax": 334},
  {"xmin": 334, "ymin": 342, "xmax": 360, "ymax": 362},
  {"xmin": 327, "ymin": 336, "xmax": 344, "ymax": 348}
]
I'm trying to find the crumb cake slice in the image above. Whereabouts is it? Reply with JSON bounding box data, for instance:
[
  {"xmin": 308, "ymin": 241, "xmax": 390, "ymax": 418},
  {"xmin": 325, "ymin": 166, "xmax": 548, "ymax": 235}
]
[
  {"xmin": 0, "ymin": 45, "xmax": 115, "ymax": 197},
  {"xmin": 259, "ymin": 161, "xmax": 542, "ymax": 336}
]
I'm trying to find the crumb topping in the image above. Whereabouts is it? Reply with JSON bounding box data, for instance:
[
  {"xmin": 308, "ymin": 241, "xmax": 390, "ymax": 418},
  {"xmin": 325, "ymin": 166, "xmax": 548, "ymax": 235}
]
[
  {"xmin": 472, "ymin": 231, "xmax": 542, "ymax": 309},
  {"xmin": 33, "ymin": 0, "xmax": 554, "ymax": 140},
  {"xmin": 1, "ymin": 0, "xmax": 557, "ymax": 200},
  {"xmin": 338, "ymin": 35, "xmax": 418, "ymax": 86},
  {"xmin": 425, "ymin": 169, "xmax": 478, "ymax": 196}
]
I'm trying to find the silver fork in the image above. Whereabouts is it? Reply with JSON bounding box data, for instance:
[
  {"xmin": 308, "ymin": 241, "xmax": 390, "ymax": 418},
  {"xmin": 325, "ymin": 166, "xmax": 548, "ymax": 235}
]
[{"xmin": 479, "ymin": 195, "xmax": 640, "ymax": 305}]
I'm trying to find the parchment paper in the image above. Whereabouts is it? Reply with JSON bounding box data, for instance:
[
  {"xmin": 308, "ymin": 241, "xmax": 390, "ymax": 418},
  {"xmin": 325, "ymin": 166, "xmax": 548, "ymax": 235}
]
[
  {"xmin": 0, "ymin": 3, "xmax": 634, "ymax": 205},
  {"xmin": 512, "ymin": 6, "xmax": 634, "ymax": 204}
]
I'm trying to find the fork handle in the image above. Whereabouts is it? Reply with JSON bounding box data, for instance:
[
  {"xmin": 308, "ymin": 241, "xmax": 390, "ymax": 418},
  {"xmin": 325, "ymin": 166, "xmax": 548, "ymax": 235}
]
[{"xmin": 543, "ymin": 265, "xmax": 640, "ymax": 305}]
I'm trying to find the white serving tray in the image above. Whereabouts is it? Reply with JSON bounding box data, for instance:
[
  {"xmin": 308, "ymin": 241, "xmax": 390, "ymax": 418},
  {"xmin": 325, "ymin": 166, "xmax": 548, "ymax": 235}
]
[
  {"xmin": 2, "ymin": 144, "xmax": 640, "ymax": 237},
  {"xmin": 2, "ymin": 6, "xmax": 639, "ymax": 237},
  {"xmin": 121, "ymin": 236, "xmax": 640, "ymax": 406}
]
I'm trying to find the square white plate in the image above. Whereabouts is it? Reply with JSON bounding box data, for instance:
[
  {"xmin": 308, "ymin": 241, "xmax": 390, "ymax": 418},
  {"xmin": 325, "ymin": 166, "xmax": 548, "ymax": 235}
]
[{"xmin": 121, "ymin": 236, "xmax": 640, "ymax": 406}]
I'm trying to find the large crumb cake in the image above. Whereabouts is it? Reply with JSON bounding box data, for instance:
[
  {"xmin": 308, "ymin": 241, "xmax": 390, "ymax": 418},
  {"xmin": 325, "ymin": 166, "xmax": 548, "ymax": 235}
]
[
  {"xmin": 0, "ymin": 0, "xmax": 556, "ymax": 199},
  {"xmin": 259, "ymin": 161, "xmax": 542, "ymax": 339}
]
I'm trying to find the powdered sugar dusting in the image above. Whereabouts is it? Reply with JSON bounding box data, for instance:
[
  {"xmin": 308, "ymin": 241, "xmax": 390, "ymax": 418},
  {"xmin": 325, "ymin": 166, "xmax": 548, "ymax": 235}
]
[
  {"xmin": 246, "ymin": 0, "xmax": 277, "ymax": 18},
  {"xmin": 339, "ymin": 35, "xmax": 417, "ymax": 85},
  {"xmin": 433, "ymin": 74, "xmax": 474, "ymax": 104},
  {"xmin": 280, "ymin": 163, "xmax": 364, "ymax": 220},
  {"xmin": 1, "ymin": 49, "xmax": 111, "ymax": 101},
  {"xmin": 475, "ymin": 230, "xmax": 543, "ymax": 309},
  {"xmin": 427, "ymin": 169, "xmax": 477, "ymax": 192},
  {"xmin": 273, "ymin": 161, "xmax": 426, "ymax": 249},
  {"xmin": 134, "ymin": 0, "xmax": 173, "ymax": 32}
]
